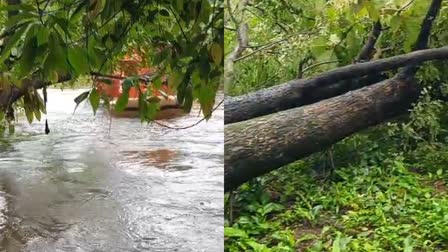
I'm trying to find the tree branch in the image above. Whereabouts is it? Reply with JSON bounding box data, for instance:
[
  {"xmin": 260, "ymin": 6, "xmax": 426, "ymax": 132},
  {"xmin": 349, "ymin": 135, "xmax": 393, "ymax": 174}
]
[
  {"xmin": 400, "ymin": 0, "xmax": 443, "ymax": 76},
  {"xmin": 355, "ymin": 21, "xmax": 382, "ymax": 63},
  {"xmin": 225, "ymin": 46, "xmax": 448, "ymax": 124},
  {"xmin": 0, "ymin": 71, "xmax": 159, "ymax": 111},
  {"xmin": 224, "ymin": 0, "xmax": 250, "ymax": 93}
]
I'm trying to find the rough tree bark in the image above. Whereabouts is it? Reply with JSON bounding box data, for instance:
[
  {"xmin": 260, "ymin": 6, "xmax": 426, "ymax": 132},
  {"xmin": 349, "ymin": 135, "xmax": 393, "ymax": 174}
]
[
  {"xmin": 225, "ymin": 46, "xmax": 448, "ymax": 124},
  {"xmin": 224, "ymin": 76, "xmax": 419, "ymax": 191}
]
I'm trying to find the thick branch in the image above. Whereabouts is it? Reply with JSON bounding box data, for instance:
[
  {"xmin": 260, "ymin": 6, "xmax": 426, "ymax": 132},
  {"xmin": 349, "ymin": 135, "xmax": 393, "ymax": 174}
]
[
  {"xmin": 0, "ymin": 75, "xmax": 72, "ymax": 110},
  {"xmin": 401, "ymin": 0, "xmax": 443, "ymax": 76},
  {"xmin": 0, "ymin": 71, "xmax": 156, "ymax": 110},
  {"xmin": 224, "ymin": 76, "xmax": 419, "ymax": 191},
  {"xmin": 355, "ymin": 21, "xmax": 382, "ymax": 63},
  {"xmin": 225, "ymin": 46, "xmax": 448, "ymax": 124}
]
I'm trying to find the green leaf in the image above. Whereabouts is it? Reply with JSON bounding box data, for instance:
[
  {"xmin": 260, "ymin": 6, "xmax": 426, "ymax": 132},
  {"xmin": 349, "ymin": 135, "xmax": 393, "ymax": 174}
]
[
  {"xmin": 68, "ymin": 46, "xmax": 90, "ymax": 75},
  {"xmin": 122, "ymin": 79, "xmax": 134, "ymax": 90},
  {"xmin": 35, "ymin": 90, "xmax": 46, "ymax": 114},
  {"xmin": 197, "ymin": 84, "xmax": 215, "ymax": 119},
  {"xmin": 16, "ymin": 36, "xmax": 38, "ymax": 78},
  {"xmin": 168, "ymin": 72, "xmax": 184, "ymax": 89},
  {"xmin": 147, "ymin": 96, "xmax": 161, "ymax": 104},
  {"xmin": 0, "ymin": 24, "xmax": 29, "ymax": 63},
  {"xmin": 153, "ymin": 77, "xmax": 162, "ymax": 89},
  {"xmin": 224, "ymin": 227, "xmax": 248, "ymax": 238},
  {"xmin": 389, "ymin": 15, "xmax": 401, "ymax": 32},
  {"xmin": 105, "ymin": 37, "xmax": 114, "ymax": 49},
  {"xmin": 403, "ymin": 17, "xmax": 420, "ymax": 52},
  {"xmin": 138, "ymin": 92, "xmax": 148, "ymax": 121},
  {"xmin": 199, "ymin": 60, "xmax": 211, "ymax": 79},
  {"xmin": 34, "ymin": 106, "xmax": 41, "ymax": 121},
  {"xmin": 310, "ymin": 37, "xmax": 328, "ymax": 58},
  {"xmin": 24, "ymin": 105, "xmax": 34, "ymax": 124},
  {"xmin": 70, "ymin": 0, "xmax": 88, "ymax": 20},
  {"xmin": 365, "ymin": 2, "xmax": 380, "ymax": 21},
  {"xmin": 199, "ymin": 0, "xmax": 211, "ymax": 23},
  {"xmin": 210, "ymin": 43, "xmax": 222, "ymax": 64},
  {"xmin": 404, "ymin": 236, "xmax": 414, "ymax": 252},
  {"xmin": 145, "ymin": 102, "xmax": 159, "ymax": 120},
  {"xmin": 0, "ymin": 4, "xmax": 36, "ymax": 12},
  {"xmin": 51, "ymin": 15, "xmax": 71, "ymax": 38},
  {"xmin": 332, "ymin": 234, "xmax": 341, "ymax": 252},
  {"xmin": 89, "ymin": 88, "xmax": 100, "ymax": 115},
  {"xmin": 48, "ymin": 32, "xmax": 67, "ymax": 70},
  {"xmin": 175, "ymin": 0, "xmax": 184, "ymax": 11},
  {"xmin": 5, "ymin": 12, "xmax": 37, "ymax": 28},
  {"xmin": 159, "ymin": 9, "xmax": 170, "ymax": 17},
  {"xmin": 183, "ymin": 84, "xmax": 193, "ymax": 112},
  {"xmin": 114, "ymin": 87, "xmax": 130, "ymax": 112},
  {"xmin": 36, "ymin": 26, "xmax": 50, "ymax": 46},
  {"xmin": 43, "ymin": 32, "xmax": 68, "ymax": 81}
]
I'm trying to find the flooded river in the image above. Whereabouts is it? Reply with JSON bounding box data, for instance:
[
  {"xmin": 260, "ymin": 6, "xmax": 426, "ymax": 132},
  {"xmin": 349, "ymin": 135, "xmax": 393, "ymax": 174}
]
[{"xmin": 0, "ymin": 89, "xmax": 224, "ymax": 252}]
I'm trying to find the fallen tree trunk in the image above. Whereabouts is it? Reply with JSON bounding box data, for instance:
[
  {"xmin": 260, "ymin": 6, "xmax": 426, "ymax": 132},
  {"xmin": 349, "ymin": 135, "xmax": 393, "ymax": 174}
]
[
  {"xmin": 224, "ymin": 46, "xmax": 448, "ymax": 124},
  {"xmin": 224, "ymin": 75, "xmax": 420, "ymax": 191}
]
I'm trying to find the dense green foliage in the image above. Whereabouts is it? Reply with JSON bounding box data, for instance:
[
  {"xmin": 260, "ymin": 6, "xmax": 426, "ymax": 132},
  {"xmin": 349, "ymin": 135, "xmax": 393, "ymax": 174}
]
[
  {"xmin": 225, "ymin": 0, "xmax": 448, "ymax": 251},
  {"xmin": 225, "ymin": 95, "xmax": 448, "ymax": 251},
  {"xmin": 225, "ymin": 0, "xmax": 448, "ymax": 96},
  {"xmin": 0, "ymin": 0, "xmax": 223, "ymax": 131}
]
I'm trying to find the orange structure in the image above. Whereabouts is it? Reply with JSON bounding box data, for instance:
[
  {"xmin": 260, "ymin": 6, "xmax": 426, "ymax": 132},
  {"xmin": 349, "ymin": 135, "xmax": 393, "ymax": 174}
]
[
  {"xmin": 96, "ymin": 53, "xmax": 173, "ymax": 99},
  {"xmin": 95, "ymin": 52, "xmax": 185, "ymax": 119}
]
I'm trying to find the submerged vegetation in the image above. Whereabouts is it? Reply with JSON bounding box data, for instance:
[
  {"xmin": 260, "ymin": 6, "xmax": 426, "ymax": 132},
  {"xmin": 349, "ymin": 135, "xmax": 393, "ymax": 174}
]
[{"xmin": 225, "ymin": 0, "xmax": 448, "ymax": 251}]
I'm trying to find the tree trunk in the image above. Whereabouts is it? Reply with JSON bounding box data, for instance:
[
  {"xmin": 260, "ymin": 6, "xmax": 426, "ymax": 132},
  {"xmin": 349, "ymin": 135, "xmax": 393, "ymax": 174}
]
[
  {"xmin": 224, "ymin": 46, "xmax": 448, "ymax": 124},
  {"xmin": 224, "ymin": 76, "xmax": 420, "ymax": 191}
]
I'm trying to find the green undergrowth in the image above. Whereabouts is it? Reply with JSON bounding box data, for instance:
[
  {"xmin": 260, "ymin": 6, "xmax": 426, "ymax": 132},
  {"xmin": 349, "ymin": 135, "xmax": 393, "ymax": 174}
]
[{"xmin": 225, "ymin": 93, "xmax": 448, "ymax": 252}]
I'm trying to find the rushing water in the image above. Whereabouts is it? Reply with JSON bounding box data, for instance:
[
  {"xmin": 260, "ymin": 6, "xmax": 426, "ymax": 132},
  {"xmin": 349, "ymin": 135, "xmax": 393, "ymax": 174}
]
[{"xmin": 0, "ymin": 89, "xmax": 224, "ymax": 252}]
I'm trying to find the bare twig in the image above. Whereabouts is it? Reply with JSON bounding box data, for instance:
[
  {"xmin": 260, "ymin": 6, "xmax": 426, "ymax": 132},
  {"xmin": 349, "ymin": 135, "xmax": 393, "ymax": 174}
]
[
  {"xmin": 397, "ymin": 0, "xmax": 416, "ymax": 15},
  {"xmin": 226, "ymin": 0, "xmax": 238, "ymax": 25},
  {"xmin": 150, "ymin": 99, "xmax": 224, "ymax": 130},
  {"xmin": 233, "ymin": 32, "xmax": 315, "ymax": 62},
  {"xmin": 301, "ymin": 60, "xmax": 341, "ymax": 75}
]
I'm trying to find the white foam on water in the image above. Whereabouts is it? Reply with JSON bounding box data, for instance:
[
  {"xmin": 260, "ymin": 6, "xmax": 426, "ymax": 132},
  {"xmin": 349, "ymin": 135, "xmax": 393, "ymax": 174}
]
[
  {"xmin": 66, "ymin": 167, "xmax": 85, "ymax": 173},
  {"xmin": 0, "ymin": 192, "xmax": 6, "ymax": 230}
]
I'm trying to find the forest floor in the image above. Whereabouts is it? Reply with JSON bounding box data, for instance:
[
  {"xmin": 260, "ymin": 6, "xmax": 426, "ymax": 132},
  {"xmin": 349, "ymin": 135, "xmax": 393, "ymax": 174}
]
[{"xmin": 225, "ymin": 105, "xmax": 448, "ymax": 252}]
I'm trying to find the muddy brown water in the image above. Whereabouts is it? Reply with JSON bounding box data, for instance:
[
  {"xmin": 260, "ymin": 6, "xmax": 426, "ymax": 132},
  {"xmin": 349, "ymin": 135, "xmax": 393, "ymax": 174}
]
[{"xmin": 0, "ymin": 89, "xmax": 224, "ymax": 252}]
